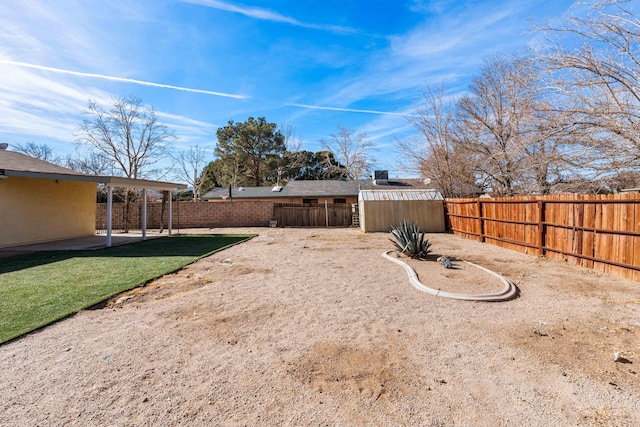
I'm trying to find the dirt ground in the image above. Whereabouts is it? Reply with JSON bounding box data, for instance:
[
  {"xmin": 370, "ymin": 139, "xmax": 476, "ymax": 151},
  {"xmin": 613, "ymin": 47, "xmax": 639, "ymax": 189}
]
[{"xmin": 1, "ymin": 227, "xmax": 638, "ymax": 426}]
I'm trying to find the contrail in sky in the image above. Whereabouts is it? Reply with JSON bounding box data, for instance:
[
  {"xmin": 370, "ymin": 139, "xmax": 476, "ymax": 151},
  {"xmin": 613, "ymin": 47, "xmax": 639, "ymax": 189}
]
[
  {"xmin": 181, "ymin": 0, "xmax": 357, "ymax": 34},
  {"xmin": 289, "ymin": 103, "xmax": 415, "ymax": 117},
  {"xmin": 0, "ymin": 59, "xmax": 248, "ymax": 99}
]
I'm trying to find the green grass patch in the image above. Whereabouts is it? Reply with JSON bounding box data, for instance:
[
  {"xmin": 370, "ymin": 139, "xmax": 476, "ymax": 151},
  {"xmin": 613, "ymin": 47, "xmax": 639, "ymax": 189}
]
[{"xmin": 0, "ymin": 234, "xmax": 255, "ymax": 344}]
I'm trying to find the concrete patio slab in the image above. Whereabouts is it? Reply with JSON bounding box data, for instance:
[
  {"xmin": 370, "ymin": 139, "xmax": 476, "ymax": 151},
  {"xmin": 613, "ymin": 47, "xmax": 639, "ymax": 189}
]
[{"xmin": 0, "ymin": 232, "xmax": 167, "ymax": 257}]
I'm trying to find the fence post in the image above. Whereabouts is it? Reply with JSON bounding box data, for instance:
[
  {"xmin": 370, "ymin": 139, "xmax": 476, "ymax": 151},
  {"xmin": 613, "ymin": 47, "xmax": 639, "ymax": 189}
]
[
  {"xmin": 537, "ymin": 200, "xmax": 545, "ymax": 256},
  {"xmin": 477, "ymin": 200, "xmax": 485, "ymax": 242}
]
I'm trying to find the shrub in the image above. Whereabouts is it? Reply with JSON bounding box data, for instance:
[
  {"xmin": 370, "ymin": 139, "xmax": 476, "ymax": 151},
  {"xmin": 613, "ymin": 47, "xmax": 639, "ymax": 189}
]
[{"xmin": 389, "ymin": 219, "xmax": 433, "ymax": 259}]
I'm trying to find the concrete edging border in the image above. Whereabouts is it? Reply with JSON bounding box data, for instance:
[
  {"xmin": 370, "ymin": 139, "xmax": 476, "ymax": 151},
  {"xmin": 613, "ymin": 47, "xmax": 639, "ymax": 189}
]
[{"xmin": 382, "ymin": 251, "xmax": 518, "ymax": 302}]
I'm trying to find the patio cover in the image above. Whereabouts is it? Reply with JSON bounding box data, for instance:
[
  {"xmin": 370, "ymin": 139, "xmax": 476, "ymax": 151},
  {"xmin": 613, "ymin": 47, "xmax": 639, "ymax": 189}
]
[{"xmin": 0, "ymin": 150, "xmax": 187, "ymax": 246}]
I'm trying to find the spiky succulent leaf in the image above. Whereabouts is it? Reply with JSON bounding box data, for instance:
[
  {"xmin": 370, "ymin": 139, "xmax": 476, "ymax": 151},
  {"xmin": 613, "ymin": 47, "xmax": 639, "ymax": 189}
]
[{"xmin": 389, "ymin": 219, "xmax": 433, "ymax": 259}]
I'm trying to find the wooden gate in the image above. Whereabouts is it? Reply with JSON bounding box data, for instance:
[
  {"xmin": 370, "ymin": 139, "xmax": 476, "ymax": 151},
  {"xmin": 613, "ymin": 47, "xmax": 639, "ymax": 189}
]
[{"xmin": 274, "ymin": 203, "xmax": 352, "ymax": 227}]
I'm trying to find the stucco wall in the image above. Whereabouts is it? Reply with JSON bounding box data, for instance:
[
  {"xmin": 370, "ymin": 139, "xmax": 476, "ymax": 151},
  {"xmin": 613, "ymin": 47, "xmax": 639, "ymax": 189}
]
[{"xmin": 0, "ymin": 176, "xmax": 96, "ymax": 247}]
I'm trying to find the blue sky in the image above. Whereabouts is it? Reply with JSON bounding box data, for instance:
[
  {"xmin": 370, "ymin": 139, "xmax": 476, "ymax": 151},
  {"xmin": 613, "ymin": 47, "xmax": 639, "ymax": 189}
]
[{"xmin": 0, "ymin": 0, "xmax": 576, "ymax": 179}]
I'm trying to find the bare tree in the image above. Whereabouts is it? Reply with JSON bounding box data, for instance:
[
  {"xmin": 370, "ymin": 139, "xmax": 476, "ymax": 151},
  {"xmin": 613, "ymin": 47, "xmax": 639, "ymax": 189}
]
[
  {"xmin": 280, "ymin": 122, "xmax": 303, "ymax": 153},
  {"xmin": 12, "ymin": 142, "xmax": 61, "ymax": 164},
  {"xmin": 538, "ymin": 1, "xmax": 640, "ymax": 175},
  {"xmin": 509, "ymin": 56, "xmax": 599, "ymax": 195},
  {"xmin": 404, "ymin": 56, "xmax": 592, "ymax": 197},
  {"xmin": 456, "ymin": 56, "xmax": 532, "ymax": 196},
  {"xmin": 454, "ymin": 55, "xmax": 582, "ymax": 196},
  {"xmin": 321, "ymin": 125, "xmax": 375, "ymax": 179},
  {"xmin": 271, "ymin": 123, "xmax": 307, "ymax": 185},
  {"xmin": 65, "ymin": 150, "xmax": 112, "ymax": 176},
  {"xmin": 400, "ymin": 85, "xmax": 481, "ymax": 197},
  {"xmin": 172, "ymin": 145, "xmax": 210, "ymax": 201},
  {"xmin": 76, "ymin": 95, "xmax": 174, "ymax": 231}
]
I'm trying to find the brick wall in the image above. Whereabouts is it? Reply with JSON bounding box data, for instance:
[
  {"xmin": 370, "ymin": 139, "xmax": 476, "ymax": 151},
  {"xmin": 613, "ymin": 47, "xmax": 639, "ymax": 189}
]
[{"xmin": 96, "ymin": 201, "xmax": 275, "ymax": 230}]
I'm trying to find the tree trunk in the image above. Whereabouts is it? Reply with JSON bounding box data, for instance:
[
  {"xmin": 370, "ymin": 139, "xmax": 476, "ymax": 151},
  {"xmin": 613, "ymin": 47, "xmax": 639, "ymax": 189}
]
[{"xmin": 123, "ymin": 188, "xmax": 132, "ymax": 233}]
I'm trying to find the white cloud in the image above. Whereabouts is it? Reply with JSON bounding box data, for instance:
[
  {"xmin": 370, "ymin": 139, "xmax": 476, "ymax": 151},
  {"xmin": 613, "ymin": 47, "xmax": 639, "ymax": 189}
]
[
  {"xmin": 408, "ymin": 0, "xmax": 449, "ymax": 14},
  {"xmin": 280, "ymin": 0, "xmax": 543, "ymax": 173},
  {"xmin": 0, "ymin": 0, "xmax": 575, "ymax": 174},
  {"xmin": 295, "ymin": 0, "xmax": 535, "ymax": 113},
  {"xmin": 0, "ymin": 0, "xmax": 236, "ymax": 164},
  {"xmin": 0, "ymin": 106, "xmax": 76, "ymax": 142},
  {"xmin": 391, "ymin": 6, "xmax": 518, "ymax": 60},
  {"xmin": 155, "ymin": 112, "xmax": 219, "ymax": 129},
  {"xmin": 0, "ymin": 1, "xmax": 113, "ymax": 70},
  {"xmin": 287, "ymin": 103, "xmax": 412, "ymax": 117},
  {"xmin": 0, "ymin": 60, "xmax": 248, "ymax": 99},
  {"xmin": 181, "ymin": 0, "xmax": 358, "ymax": 34},
  {"xmin": 154, "ymin": 111, "xmax": 219, "ymax": 148},
  {"xmin": 0, "ymin": 61, "xmax": 113, "ymax": 143},
  {"xmin": 0, "ymin": 59, "xmax": 223, "ymax": 154}
]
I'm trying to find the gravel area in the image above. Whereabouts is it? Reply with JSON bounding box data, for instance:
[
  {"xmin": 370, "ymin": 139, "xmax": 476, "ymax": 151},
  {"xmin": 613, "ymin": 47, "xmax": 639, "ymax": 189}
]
[{"xmin": 1, "ymin": 227, "xmax": 638, "ymax": 426}]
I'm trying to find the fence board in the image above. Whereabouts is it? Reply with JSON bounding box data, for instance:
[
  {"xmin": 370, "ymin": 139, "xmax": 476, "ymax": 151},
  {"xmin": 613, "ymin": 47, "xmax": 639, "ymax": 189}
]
[
  {"xmin": 546, "ymin": 201, "xmax": 557, "ymax": 259},
  {"xmin": 634, "ymin": 202, "xmax": 640, "ymax": 281},
  {"xmin": 517, "ymin": 202, "xmax": 524, "ymax": 248},
  {"xmin": 624, "ymin": 199, "xmax": 634, "ymax": 279},
  {"xmin": 603, "ymin": 195, "xmax": 612, "ymax": 274},
  {"xmin": 582, "ymin": 200, "xmax": 595, "ymax": 270},
  {"xmin": 613, "ymin": 197, "xmax": 623, "ymax": 277},
  {"xmin": 573, "ymin": 202, "xmax": 584, "ymax": 264},
  {"xmin": 274, "ymin": 203, "xmax": 352, "ymax": 227},
  {"xmin": 445, "ymin": 194, "xmax": 640, "ymax": 283},
  {"xmin": 592, "ymin": 201, "xmax": 604, "ymax": 273}
]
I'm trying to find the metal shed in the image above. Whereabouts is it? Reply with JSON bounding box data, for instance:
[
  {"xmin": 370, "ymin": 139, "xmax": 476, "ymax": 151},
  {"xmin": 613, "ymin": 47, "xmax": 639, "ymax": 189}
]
[{"xmin": 358, "ymin": 189, "xmax": 445, "ymax": 233}]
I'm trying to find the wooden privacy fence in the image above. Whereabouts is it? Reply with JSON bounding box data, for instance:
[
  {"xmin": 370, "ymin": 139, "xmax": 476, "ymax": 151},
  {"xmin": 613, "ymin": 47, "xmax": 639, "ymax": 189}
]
[
  {"xmin": 274, "ymin": 203, "xmax": 352, "ymax": 227},
  {"xmin": 445, "ymin": 194, "xmax": 640, "ymax": 281}
]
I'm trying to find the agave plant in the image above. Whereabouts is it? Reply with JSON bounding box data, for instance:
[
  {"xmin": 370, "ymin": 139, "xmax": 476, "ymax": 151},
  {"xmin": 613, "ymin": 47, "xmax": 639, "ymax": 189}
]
[{"xmin": 389, "ymin": 219, "xmax": 433, "ymax": 259}]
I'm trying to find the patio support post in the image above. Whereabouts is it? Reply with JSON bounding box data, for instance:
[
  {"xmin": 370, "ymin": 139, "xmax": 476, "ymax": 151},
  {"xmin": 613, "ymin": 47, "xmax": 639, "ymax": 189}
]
[
  {"xmin": 106, "ymin": 185, "xmax": 113, "ymax": 247},
  {"xmin": 142, "ymin": 189, "xmax": 147, "ymax": 240},
  {"xmin": 168, "ymin": 191, "xmax": 173, "ymax": 235}
]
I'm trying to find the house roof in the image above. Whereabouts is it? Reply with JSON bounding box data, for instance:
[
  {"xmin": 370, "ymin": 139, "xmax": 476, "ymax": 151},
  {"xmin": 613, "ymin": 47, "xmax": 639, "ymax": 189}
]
[
  {"xmin": 0, "ymin": 150, "xmax": 186, "ymax": 191},
  {"xmin": 203, "ymin": 186, "xmax": 285, "ymax": 200},
  {"xmin": 202, "ymin": 178, "xmax": 433, "ymax": 200},
  {"xmin": 1, "ymin": 149, "xmax": 82, "ymax": 176}
]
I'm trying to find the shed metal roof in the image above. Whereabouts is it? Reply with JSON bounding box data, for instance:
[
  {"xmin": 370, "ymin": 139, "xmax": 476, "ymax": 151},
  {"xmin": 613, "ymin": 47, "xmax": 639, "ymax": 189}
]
[{"xmin": 358, "ymin": 189, "xmax": 443, "ymax": 201}]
